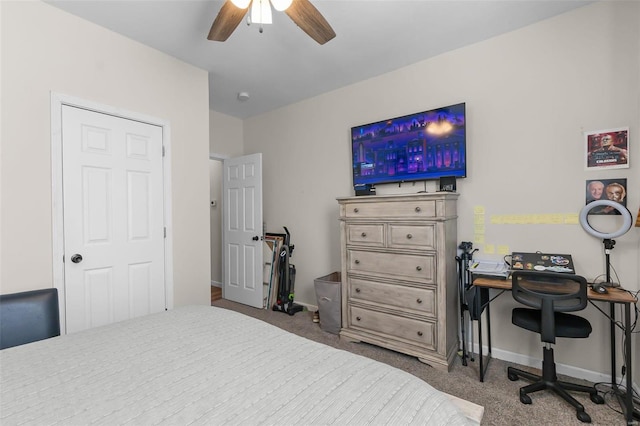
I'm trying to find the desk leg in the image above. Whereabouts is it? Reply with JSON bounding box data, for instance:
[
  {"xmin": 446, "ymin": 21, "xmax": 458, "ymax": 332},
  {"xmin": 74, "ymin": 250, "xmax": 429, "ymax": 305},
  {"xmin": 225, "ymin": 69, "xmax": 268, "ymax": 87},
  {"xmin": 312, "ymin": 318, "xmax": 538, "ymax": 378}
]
[
  {"xmin": 477, "ymin": 288, "xmax": 492, "ymax": 382},
  {"xmin": 611, "ymin": 302, "xmax": 634, "ymax": 425},
  {"xmin": 478, "ymin": 306, "xmax": 484, "ymax": 382},
  {"xmin": 487, "ymin": 298, "xmax": 492, "ymax": 359},
  {"xmin": 610, "ymin": 303, "xmax": 616, "ymax": 389},
  {"xmin": 623, "ymin": 302, "xmax": 633, "ymax": 424}
]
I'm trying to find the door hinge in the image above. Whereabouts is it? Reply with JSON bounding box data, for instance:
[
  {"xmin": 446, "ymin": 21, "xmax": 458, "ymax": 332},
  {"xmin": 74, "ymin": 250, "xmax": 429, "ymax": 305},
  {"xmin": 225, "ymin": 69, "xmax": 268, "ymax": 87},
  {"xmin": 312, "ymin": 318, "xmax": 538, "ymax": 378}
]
[
  {"xmin": 162, "ymin": 145, "xmax": 165, "ymax": 157},
  {"xmin": 164, "ymin": 227, "xmax": 167, "ymax": 238}
]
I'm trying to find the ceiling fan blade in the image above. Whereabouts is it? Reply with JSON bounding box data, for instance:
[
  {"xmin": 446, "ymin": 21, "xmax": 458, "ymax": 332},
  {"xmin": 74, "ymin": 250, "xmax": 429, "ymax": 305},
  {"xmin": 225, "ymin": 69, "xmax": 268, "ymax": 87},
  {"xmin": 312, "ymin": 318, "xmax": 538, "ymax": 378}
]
[
  {"xmin": 285, "ymin": 0, "xmax": 336, "ymax": 45},
  {"xmin": 208, "ymin": 0, "xmax": 249, "ymax": 42}
]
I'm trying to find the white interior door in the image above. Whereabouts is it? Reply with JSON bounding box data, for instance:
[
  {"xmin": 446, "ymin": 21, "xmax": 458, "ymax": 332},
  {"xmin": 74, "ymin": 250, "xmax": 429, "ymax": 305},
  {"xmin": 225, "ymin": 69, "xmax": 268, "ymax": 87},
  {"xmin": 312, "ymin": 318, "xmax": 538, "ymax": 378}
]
[
  {"xmin": 223, "ymin": 153, "xmax": 263, "ymax": 308},
  {"xmin": 61, "ymin": 105, "xmax": 166, "ymax": 333}
]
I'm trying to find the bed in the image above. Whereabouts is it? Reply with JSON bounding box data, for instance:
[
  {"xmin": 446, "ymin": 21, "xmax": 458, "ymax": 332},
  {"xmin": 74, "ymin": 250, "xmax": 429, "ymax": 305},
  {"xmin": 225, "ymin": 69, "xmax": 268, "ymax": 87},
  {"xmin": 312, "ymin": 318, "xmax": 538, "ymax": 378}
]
[{"xmin": 0, "ymin": 305, "xmax": 482, "ymax": 425}]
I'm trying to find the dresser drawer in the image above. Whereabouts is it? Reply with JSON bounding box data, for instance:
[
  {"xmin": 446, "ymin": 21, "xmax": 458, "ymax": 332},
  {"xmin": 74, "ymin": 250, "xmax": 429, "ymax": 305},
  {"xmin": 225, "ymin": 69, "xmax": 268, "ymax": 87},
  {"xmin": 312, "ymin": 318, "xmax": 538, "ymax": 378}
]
[
  {"xmin": 349, "ymin": 306, "xmax": 436, "ymax": 350},
  {"xmin": 343, "ymin": 200, "xmax": 436, "ymax": 219},
  {"xmin": 349, "ymin": 277, "xmax": 436, "ymax": 316},
  {"xmin": 346, "ymin": 224, "xmax": 384, "ymax": 247},
  {"xmin": 388, "ymin": 224, "xmax": 436, "ymax": 250},
  {"xmin": 348, "ymin": 250, "xmax": 435, "ymax": 283}
]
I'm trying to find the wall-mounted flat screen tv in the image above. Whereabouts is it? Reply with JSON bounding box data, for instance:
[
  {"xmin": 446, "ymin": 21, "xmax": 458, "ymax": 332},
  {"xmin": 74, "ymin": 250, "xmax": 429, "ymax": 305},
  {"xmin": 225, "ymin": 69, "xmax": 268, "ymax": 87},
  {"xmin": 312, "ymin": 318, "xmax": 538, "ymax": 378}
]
[{"xmin": 351, "ymin": 102, "xmax": 466, "ymax": 188}]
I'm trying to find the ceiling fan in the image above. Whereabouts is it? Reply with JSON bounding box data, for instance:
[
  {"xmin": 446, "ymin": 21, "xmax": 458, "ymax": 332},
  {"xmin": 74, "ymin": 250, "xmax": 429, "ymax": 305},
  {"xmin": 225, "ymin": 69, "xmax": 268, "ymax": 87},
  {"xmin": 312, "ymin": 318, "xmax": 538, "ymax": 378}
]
[{"xmin": 208, "ymin": 0, "xmax": 336, "ymax": 45}]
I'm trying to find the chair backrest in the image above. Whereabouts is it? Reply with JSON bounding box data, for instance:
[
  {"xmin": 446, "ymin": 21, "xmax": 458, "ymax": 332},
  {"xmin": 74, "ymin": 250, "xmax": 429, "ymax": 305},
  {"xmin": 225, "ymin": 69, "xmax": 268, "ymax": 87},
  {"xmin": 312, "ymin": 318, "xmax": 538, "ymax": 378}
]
[
  {"xmin": 511, "ymin": 271, "xmax": 588, "ymax": 343},
  {"xmin": 0, "ymin": 288, "xmax": 61, "ymax": 350}
]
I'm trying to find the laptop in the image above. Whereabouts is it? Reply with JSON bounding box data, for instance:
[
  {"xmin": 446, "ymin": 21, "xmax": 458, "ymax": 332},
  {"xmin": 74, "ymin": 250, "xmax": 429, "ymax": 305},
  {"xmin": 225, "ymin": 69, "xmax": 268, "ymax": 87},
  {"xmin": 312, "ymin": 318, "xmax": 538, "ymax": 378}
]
[{"xmin": 511, "ymin": 252, "xmax": 575, "ymax": 274}]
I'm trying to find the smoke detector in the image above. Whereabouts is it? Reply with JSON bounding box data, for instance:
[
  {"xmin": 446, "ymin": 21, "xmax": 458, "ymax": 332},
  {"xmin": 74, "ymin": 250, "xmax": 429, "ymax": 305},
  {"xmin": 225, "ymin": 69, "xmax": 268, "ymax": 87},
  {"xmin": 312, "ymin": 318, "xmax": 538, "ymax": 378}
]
[{"xmin": 237, "ymin": 92, "xmax": 250, "ymax": 101}]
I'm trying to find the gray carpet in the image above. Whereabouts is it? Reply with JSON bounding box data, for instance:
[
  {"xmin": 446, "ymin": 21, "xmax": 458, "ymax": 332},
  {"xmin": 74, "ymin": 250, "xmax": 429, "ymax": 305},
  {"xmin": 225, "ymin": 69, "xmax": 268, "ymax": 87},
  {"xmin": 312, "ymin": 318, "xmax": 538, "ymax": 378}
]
[{"xmin": 212, "ymin": 299, "xmax": 629, "ymax": 425}]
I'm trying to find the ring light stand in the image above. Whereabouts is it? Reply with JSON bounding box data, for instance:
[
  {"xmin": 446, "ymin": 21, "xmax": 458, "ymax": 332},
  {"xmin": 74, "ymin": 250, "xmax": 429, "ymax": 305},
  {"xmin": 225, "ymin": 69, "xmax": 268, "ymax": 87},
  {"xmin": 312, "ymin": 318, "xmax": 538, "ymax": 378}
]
[{"xmin": 579, "ymin": 200, "xmax": 633, "ymax": 287}]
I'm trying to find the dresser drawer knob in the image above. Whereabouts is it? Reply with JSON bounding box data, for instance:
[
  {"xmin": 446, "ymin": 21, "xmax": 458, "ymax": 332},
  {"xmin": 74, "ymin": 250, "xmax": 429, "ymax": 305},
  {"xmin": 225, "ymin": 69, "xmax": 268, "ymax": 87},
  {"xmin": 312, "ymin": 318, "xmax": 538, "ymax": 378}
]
[
  {"xmin": 406, "ymin": 233, "xmax": 413, "ymax": 239},
  {"xmin": 355, "ymin": 288, "xmax": 361, "ymax": 293},
  {"xmin": 354, "ymin": 259, "xmax": 360, "ymax": 265},
  {"xmin": 415, "ymin": 206, "xmax": 421, "ymax": 213},
  {"xmin": 416, "ymin": 266, "xmax": 422, "ymax": 271},
  {"xmin": 361, "ymin": 232, "xmax": 367, "ymax": 238},
  {"xmin": 356, "ymin": 316, "xmax": 361, "ymax": 321},
  {"xmin": 416, "ymin": 298, "xmax": 422, "ymax": 304},
  {"xmin": 354, "ymin": 208, "xmax": 359, "ymax": 213},
  {"xmin": 417, "ymin": 331, "xmax": 423, "ymax": 337}
]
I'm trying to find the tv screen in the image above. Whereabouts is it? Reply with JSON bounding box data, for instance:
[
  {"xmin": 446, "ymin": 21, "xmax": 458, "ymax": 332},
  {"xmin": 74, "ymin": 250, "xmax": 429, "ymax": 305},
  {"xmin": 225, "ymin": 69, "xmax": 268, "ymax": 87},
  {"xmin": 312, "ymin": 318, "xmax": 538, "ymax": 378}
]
[{"xmin": 351, "ymin": 103, "xmax": 466, "ymax": 188}]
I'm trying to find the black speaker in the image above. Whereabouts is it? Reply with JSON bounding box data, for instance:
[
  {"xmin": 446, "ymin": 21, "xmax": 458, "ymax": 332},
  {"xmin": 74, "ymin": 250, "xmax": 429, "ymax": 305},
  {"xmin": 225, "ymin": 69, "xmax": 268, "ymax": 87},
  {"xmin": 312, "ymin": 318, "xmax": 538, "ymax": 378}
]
[
  {"xmin": 439, "ymin": 176, "xmax": 456, "ymax": 192},
  {"xmin": 354, "ymin": 184, "xmax": 376, "ymax": 196}
]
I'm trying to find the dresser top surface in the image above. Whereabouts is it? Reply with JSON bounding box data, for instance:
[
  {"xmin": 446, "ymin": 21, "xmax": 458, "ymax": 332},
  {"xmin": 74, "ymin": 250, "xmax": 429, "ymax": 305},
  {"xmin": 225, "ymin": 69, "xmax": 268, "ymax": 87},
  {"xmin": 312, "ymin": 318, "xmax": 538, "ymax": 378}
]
[{"xmin": 337, "ymin": 192, "xmax": 459, "ymax": 203}]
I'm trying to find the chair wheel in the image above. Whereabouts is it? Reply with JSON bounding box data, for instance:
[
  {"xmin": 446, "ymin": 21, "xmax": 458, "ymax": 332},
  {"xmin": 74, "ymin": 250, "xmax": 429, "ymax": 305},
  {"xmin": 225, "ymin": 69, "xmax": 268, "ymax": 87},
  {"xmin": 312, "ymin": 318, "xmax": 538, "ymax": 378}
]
[
  {"xmin": 590, "ymin": 393, "xmax": 604, "ymax": 404},
  {"xmin": 519, "ymin": 391, "xmax": 532, "ymax": 405},
  {"xmin": 508, "ymin": 372, "xmax": 519, "ymax": 381},
  {"xmin": 576, "ymin": 411, "xmax": 591, "ymax": 423}
]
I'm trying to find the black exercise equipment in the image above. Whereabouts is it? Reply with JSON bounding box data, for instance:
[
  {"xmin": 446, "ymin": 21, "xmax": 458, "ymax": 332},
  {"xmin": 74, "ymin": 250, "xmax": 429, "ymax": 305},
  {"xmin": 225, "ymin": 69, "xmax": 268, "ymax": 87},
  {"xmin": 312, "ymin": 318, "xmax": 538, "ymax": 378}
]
[{"xmin": 272, "ymin": 227, "xmax": 303, "ymax": 315}]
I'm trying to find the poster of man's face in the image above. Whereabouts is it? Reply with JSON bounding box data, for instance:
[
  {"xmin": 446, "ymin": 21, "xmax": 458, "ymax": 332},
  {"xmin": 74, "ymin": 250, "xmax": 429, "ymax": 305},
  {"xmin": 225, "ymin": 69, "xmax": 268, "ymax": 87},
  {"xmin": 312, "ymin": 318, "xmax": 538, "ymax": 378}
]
[
  {"xmin": 585, "ymin": 127, "xmax": 629, "ymax": 170},
  {"xmin": 585, "ymin": 178, "xmax": 627, "ymax": 215}
]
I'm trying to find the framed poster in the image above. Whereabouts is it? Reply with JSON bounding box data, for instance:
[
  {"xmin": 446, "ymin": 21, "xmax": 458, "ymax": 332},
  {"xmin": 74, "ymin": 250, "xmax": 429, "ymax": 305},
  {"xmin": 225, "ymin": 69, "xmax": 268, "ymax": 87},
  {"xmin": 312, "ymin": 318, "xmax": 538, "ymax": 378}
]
[
  {"xmin": 585, "ymin": 178, "xmax": 627, "ymax": 215},
  {"xmin": 585, "ymin": 127, "xmax": 629, "ymax": 170}
]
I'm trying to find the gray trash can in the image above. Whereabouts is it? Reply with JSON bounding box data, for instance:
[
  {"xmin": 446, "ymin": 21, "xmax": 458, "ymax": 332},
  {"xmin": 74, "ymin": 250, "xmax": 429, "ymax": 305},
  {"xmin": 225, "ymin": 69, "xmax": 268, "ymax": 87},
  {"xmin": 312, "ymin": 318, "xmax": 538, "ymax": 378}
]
[{"xmin": 314, "ymin": 272, "xmax": 342, "ymax": 334}]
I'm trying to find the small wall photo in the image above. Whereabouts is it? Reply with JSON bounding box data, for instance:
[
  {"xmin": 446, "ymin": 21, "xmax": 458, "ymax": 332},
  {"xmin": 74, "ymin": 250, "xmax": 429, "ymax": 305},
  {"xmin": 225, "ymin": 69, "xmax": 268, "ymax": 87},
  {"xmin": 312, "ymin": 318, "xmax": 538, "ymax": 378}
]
[
  {"xmin": 585, "ymin": 127, "xmax": 629, "ymax": 170},
  {"xmin": 585, "ymin": 178, "xmax": 627, "ymax": 215}
]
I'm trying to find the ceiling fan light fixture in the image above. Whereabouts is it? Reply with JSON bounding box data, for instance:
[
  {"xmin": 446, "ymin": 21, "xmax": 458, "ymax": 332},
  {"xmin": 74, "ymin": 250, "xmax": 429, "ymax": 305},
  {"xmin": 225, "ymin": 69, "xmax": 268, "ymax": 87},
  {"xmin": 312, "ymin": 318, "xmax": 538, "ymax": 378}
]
[
  {"xmin": 250, "ymin": 0, "xmax": 273, "ymax": 24},
  {"xmin": 208, "ymin": 0, "xmax": 336, "ymax": 44},
  {"xmin": 230, "ymin": 0, "xmax": 252, "ymax": 9},
  {"xmin": 270, "ymin": 0, "xmax": 293, "ymax": 12}
]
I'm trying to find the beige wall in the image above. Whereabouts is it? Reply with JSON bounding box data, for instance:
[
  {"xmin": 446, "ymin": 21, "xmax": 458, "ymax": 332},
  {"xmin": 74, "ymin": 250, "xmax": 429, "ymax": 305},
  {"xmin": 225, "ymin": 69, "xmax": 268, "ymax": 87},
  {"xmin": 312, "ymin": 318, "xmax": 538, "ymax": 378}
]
[
  {"xmin": 210, "ymin": 110, "xmax": 244, "ymax": 157},
  {"xmin": 241, "ymin": 2, "xmax": 639, "ymax": 381},
  {"xmin": 0, "ymin": 1, "xmax": 211, "ymax": 306}
]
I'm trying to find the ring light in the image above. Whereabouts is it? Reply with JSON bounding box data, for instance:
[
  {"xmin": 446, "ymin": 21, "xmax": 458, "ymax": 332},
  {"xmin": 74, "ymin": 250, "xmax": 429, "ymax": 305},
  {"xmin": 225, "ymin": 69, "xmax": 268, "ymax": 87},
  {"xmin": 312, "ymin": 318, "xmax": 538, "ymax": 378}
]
[{"xmin": 579, "ymin": 200, "xmax": 633, "ymax": 239}]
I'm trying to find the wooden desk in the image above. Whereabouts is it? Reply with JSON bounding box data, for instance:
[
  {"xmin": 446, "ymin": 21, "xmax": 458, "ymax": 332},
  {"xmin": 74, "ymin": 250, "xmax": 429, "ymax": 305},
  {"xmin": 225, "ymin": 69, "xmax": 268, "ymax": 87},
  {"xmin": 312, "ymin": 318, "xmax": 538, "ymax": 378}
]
[
  {"xmin": 474, "ymin": 277, "xmax": 636, "ymax": 303},
  {"xmin": 472, "ymin": 276, "xmax": 637, "ymax": 425}
]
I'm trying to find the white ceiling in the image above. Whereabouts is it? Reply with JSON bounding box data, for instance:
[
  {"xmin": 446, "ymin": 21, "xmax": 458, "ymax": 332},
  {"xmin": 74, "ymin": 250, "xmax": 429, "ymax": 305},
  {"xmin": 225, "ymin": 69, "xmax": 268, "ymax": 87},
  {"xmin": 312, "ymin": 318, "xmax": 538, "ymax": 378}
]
[{"xmin": 46, "ymin": 0, "xmax": 592, "ymax": 119}]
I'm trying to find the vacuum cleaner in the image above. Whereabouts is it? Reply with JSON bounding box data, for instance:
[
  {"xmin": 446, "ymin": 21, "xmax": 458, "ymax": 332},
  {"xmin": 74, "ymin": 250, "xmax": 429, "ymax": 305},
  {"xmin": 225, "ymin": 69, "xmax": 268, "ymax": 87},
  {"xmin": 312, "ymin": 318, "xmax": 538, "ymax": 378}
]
[{"xmin": 272, "ymin": 227, "xmax": 303, "ymax": 315}]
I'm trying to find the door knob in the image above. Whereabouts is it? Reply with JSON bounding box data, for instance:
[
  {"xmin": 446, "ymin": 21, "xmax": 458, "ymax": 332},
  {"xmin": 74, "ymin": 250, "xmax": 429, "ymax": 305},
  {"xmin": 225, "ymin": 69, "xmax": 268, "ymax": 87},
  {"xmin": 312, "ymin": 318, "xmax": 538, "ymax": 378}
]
[
  {"xmin": 70, "ymin": 254, "xmax": 83, "ymax": 264},
  {"xmin": 252, "ymin": 236, "xmax": 260, "ymax": 241}
]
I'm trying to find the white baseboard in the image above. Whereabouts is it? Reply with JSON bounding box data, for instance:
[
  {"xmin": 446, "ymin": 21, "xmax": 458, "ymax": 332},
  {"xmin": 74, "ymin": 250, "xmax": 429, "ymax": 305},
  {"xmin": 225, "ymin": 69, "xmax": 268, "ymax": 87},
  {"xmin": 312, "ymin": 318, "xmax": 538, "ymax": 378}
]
[
  {"xmin": 210, "ymin": 281, "xmax": 222, "ymax": 288},
  {"xmin": 469, "ymin": 342, "xmax": 639, "ymax": 394}
]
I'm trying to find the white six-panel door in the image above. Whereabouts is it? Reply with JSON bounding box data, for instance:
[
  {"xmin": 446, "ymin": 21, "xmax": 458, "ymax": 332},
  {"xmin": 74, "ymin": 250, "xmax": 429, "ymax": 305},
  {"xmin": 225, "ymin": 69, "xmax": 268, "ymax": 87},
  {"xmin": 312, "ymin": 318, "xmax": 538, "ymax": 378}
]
[
  {"xmin": 61, "ymin": 105, "xmax": 166, "ymax": 333},
  {"xmin": 223, "ymin": 154, "xmax": 263, "ymax": 308}
]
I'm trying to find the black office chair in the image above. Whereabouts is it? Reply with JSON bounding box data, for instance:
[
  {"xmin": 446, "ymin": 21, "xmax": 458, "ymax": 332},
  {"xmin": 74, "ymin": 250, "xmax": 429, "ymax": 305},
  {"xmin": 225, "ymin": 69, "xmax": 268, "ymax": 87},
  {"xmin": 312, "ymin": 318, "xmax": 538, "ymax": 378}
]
[
  {"xmin": 0, "ymin": 288, "xmax": 61, "ymax": 350},
  {"xmin": 507, "ymin": 271, "xmax": 604, "ymax": 423}
]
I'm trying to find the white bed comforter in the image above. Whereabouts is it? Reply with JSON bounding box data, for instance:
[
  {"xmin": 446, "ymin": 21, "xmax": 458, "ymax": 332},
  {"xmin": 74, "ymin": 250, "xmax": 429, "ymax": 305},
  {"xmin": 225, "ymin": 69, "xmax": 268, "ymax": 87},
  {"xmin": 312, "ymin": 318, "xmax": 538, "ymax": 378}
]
[{"xmin": 1, "ymin": 306, "xmax": 473, "ymax": 425}]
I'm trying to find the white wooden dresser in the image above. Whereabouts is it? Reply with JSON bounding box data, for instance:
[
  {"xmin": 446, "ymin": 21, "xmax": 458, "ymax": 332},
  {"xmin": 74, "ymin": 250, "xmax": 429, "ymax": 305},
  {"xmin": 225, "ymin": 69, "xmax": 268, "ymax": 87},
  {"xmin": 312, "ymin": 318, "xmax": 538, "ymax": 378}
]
[{"xmin": 337, "ymin": 192, "xmax": 459, "ymax": 371}]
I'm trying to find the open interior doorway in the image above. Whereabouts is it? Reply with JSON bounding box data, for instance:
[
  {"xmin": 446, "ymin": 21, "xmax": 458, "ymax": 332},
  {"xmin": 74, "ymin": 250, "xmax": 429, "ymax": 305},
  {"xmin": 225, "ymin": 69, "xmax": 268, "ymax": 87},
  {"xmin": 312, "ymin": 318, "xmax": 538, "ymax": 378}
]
[{"xmin": 209, "ymin": 157, "xmax": 224, "ymax": 291}]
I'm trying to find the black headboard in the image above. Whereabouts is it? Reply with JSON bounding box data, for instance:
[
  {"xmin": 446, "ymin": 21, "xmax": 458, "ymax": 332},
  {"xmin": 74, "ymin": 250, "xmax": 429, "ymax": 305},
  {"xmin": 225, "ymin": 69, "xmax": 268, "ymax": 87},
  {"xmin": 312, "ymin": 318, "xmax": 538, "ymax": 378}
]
[{"xmin": 0, "ymin": 288, "xmax": 61, "ymax": 350}]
